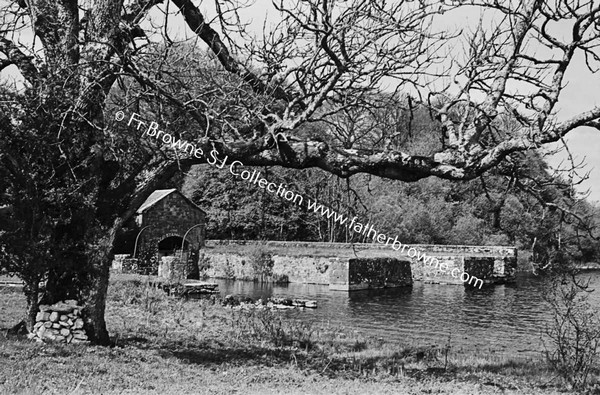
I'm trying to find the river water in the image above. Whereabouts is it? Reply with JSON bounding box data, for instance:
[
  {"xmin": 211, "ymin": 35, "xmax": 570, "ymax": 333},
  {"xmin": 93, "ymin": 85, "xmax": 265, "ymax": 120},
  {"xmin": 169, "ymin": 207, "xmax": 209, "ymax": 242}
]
[{"xmin": 212, "ymin": 272, "xmax": 600, "ymax": 360}]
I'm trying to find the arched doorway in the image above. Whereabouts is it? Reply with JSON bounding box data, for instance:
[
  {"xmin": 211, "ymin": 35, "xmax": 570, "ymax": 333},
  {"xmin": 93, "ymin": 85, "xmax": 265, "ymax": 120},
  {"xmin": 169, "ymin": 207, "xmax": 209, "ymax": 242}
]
[{"xmin": 158, "ymin": 236, "xmax": 189, "ymax": 259}]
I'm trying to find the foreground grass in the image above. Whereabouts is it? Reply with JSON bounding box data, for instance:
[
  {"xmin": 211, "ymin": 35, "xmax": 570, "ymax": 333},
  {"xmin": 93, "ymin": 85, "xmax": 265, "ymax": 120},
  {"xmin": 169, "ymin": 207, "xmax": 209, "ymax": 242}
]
[{"xmin": 0, "ymin": 278, "xmax": 586, "ymax": 394}]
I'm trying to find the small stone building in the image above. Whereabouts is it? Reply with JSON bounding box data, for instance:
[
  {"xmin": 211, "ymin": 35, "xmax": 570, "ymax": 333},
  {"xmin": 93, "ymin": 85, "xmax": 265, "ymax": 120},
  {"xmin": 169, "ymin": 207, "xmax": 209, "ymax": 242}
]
[{"xmin": 113, "ymin": 189, "xmax": 206, "ymax": 276}]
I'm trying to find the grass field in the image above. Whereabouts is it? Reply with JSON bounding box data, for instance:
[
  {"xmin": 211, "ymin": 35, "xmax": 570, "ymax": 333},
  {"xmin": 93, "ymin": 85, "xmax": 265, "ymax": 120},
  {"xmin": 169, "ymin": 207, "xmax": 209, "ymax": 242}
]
[{"xmin": 0, "ymin": 276, "xmax": 587, "ymax": 394}]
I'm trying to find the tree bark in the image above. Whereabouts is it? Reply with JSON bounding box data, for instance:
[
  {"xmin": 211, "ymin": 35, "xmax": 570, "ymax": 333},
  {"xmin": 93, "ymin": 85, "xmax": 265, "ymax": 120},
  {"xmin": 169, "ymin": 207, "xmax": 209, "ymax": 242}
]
[
  {"xmin": 81, "ymin": 258, "xmax": 111, "ymax": 345},
  {"xmin": 22, "ymin": 278, "xmax": 39, "ymax": 332},
  {"xmin": 81, "ymin": 221, "xmax": 124, "ymax": 345},
  {"xmin": 40, "ymin": 261, "xmax": 111, "ymax": 344},
  {"xmin": 37, "ymin": 218, "xmax": 122, "ymax": 345}
]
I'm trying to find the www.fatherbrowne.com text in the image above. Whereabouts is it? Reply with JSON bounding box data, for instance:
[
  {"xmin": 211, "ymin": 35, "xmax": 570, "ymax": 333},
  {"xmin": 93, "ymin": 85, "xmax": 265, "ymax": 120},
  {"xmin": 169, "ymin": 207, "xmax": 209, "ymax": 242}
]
[{"xmin": 117, "ymin": 111, "xmax": 484, "ymax": 289}]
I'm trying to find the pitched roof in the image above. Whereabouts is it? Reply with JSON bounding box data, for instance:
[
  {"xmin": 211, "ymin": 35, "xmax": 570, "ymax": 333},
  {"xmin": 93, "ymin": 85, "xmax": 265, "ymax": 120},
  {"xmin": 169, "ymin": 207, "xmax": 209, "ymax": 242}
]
[{"xmin": 136, "ymin": 189, "xmax": 205, "ymax": 214}]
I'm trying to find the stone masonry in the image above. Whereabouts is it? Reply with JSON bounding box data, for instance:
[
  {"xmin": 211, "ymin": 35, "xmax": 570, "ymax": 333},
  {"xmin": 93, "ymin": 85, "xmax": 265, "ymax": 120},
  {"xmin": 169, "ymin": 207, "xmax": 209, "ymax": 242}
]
[
  {"xmin": 31, "ymin": 300, "xmax": 88, "ymax": 344},
  {"xmin": 112, "ymin": 189, "xmax": 206, "ymax": 276},
  {"xmin": 200, "ymin": 240, "xmax": 517, "ymax": 287},
  {"xmin": 134, "ymin": 189, "xmax": 206, "ymax": 250},
  {"xmin": 329, "ymin": 258, "xmax": 413, "ymax": 291}
]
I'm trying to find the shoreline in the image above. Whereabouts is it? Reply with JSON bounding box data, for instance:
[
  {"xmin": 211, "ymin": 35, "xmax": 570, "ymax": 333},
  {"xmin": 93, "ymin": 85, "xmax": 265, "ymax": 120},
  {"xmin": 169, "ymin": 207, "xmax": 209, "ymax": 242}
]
[{"xmin": 0, "ymin": 280, "xmax": 579, "ymax": 394}]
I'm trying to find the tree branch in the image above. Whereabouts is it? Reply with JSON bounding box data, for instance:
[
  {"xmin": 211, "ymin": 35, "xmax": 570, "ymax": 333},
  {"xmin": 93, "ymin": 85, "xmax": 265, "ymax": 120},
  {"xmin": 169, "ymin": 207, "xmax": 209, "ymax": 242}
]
[
  {"xmin": 122, "ymin": 0, "xmax": 164, "ymax": 25},
  {"xmin": 0, "ymin": 59, "xmax": 12, "ymax": 73},
  {"xmin": 24, "ymin": 0, "xmax": 79, "ymax": 71},
  {"xmin": 0, "ymin": 37, "xmax": 39, "ymax": 83},
  {"xmin": 171, "ymin": 0, "xmax": 292, "ymax": 103}
]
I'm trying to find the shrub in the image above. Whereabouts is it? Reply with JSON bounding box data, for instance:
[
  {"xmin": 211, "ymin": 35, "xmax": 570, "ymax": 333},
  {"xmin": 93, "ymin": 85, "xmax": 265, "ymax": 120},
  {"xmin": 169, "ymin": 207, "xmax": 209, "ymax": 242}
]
[
  {"xmin": 108, "ymin": 278, "xmax": 166, "ymax": 312},
  {"xmin": 248, "ymin": 245, "xmax": 274, "ymax": 282},
  {"xmin": 223, "ymin": 258, "xmax": 235, "ymax": 279},
  {"xmin": 232, "ymin": 308, "xmax": 316, "ymax": 350},
  {"xmin": 272, "ymin": 273, "xmax": 290, "ymax": 284},
  {"xmin": 543, "ymin": 272, "xmax": 600, "ymax": 391}
]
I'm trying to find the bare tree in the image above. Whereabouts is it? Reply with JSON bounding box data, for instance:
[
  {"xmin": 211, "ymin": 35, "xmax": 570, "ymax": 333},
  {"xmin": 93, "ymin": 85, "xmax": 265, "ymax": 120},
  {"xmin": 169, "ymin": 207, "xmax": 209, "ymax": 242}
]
[{"xmin": 166, "ymin": 0, "xmax": 600, "ymax": 180}]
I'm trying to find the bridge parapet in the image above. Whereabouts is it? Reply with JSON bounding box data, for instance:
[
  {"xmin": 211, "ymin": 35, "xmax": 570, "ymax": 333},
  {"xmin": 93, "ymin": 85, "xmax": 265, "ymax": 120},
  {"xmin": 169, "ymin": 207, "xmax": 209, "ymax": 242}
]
[{"xmin": 188, "ymin": 240, "xmax": 518, "ymax": 287}]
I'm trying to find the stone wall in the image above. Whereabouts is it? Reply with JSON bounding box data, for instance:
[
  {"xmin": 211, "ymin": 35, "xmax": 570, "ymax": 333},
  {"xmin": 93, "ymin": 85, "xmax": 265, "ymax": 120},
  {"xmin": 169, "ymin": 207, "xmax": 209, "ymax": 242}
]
[
  {"xmin": 158, "ymin": 256, "xmax": 188, "ymax": 282},
  {"xmin": 111, "ymin": 255, "xmax": 153, "ymax": 275},
  {"xmin": 410, "ymin": 255, "xmax": 462, "ymax": 285},
  {"xmin": 31, "ymin": 300, "xmax": 88, "ymax": 343},
  {"xmin": 329, "ymin": 258, "xmax": 412, "ymax": 291},
  {"xmin": 111, "ymin": 240, "xmax": 516, "ymax": 286},
  {"xmin": 410, "ymin": 255, "xmax": 517, "ymax": 286},
  {"xmin": 136, "ymin": 192, "xmax": 206, "ymax": 251},
  {"xmin": 205, "ymin": 240, "xmax": 516, "ymax": 257},
  {"xmin": 201, "ymin": 240, "xmax": 517, "ymax": 286},
  {"xmin": 199, "ymin": 250, "xmax": 334, "ymax": 284},
  {"xmin": 112, "ymin": 254, "xmax": 126, "ymax": 271},
  {"xmin": 111, "ymin": 254, "xmax": 132, "ymax": 272}
]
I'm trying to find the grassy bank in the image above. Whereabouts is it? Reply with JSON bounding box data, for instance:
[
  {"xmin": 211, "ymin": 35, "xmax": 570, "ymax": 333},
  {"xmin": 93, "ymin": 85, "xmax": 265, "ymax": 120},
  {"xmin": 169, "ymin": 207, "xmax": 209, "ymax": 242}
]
[{"xmin": 0, "ymin": 277, "xmax": 586, "ymax": 394}]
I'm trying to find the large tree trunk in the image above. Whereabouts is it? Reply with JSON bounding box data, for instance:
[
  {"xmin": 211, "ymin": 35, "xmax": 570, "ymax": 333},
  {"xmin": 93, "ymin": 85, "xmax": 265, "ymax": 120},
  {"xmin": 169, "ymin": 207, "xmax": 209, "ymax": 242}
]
[
  {"xmin": 81, "ymin": 256, "xmax": 111, "ymax": 345},
  {"xmin": 39, "ymin": 220, "xmax": 121, "ymax": 345},
  {"xmin": 22, "ymin": 277, "xmax": 39, "ymax": 332},
  {"xmin": 41, "ymin": 262, "xmax": 111, "ymax": 344},
  {"xmin": 80, "ymin": 227, "xmax": 120, "ymax": 345},
  {"xmin": 81, "ymin": 219, "xmax": 123, "ymax": 344}
]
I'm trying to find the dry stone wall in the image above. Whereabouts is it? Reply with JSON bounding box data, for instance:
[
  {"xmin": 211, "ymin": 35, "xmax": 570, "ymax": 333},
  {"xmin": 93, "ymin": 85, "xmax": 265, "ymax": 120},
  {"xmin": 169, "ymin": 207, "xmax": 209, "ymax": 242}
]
[{"xmin": 31, "ymin": 300, "xmax": 88, "ymax": 343}]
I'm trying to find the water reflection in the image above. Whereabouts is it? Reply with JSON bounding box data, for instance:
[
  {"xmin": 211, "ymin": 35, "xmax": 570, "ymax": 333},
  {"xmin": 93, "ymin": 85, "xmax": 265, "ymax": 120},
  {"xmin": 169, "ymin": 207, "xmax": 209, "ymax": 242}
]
[{"xmin": 212, "ymin": 272, "xmax": 600, "ymax": 358}]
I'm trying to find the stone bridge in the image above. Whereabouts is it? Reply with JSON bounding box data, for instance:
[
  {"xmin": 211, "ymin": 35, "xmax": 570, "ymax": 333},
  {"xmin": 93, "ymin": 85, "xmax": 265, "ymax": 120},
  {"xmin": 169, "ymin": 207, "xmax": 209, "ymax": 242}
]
[{"xmin": 198, "ymin": 240, "xmax": 517, "ymax": 290}]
